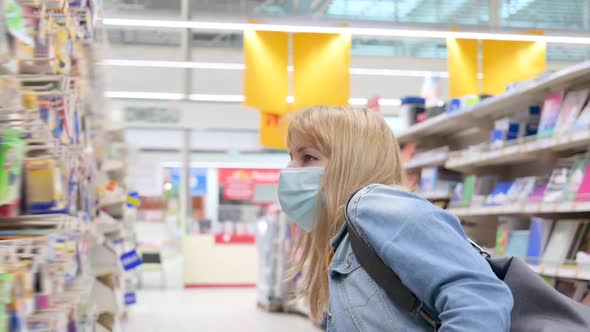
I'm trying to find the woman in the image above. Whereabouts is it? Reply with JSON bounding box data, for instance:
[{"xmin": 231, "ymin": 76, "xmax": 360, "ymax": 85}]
[{"xmin": 278, "ymin": 106, "xmax": 513, "ymax": 331}]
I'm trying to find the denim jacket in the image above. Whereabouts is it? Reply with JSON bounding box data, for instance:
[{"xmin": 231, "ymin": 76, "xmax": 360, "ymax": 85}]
[{"xmin": 327, "ymin": 184, "xmax": 513, "ymax": 332}]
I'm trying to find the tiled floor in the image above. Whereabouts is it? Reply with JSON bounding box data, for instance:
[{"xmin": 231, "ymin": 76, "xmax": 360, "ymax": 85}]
[{"xmin": 127, "ymin": 288, "xmax": 321, "ymax": 332}]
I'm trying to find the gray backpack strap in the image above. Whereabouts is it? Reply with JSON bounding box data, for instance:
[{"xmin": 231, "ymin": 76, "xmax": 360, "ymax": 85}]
[{"xmin": 344, "ymin": 199, "xmax": 441, "ymax": 330}]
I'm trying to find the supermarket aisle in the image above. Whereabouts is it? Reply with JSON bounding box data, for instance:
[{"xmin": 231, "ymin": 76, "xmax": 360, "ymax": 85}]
[{"xmin": 127, "ymin": 288, "xmax": 320, "ymax": 332}]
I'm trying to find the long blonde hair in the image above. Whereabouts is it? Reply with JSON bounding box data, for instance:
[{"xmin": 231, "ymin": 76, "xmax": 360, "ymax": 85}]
[{"xmin": 287, "ymin": 106, "xmax": 406, "ymax": 319}]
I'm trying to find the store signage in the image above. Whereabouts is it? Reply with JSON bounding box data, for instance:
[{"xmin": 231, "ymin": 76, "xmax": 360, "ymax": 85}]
[
  {"xmin": 218, "ymin": 169, "xmax": 280, "ymax": 201},
  {"xmin": 124, "ymin": 106, "xmax": 180, "ymax": 124},
  {"xmin": 168, "ymin": 168, "xmax": 208, "ymax": 196},
  {"xmin": 124, "ymin": 292, "xmax": 137, "ymax": 305},
  {"xmin": 120, "ymin": 250, "xmax": 142, "ymax": 271}
]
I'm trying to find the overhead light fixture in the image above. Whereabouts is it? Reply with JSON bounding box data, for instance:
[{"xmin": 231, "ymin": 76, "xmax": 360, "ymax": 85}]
[
  {"xmin": 189, "ymin": 94, "xmax": 244, "ymax": 102},
  {"xmin": 103, "ymin": 91, "xmax": 184, "ymax": 100},
  {"xmin": 348, "ymin": 98, "xmax": 368, "ymax": 105},
  {"xmin": 104, "ymin": 91, "xmax": 401, "ymax": 106},
  {"xmin": 102, "ymin": 18, "xmax": 590, "ymax": 45},
  {"xmin": 349, "ymin": 98, "xmax": 401, "ymax": 107},
  {"xmin": 350, "ymin": 68, "xmax": 448, "ymax": 78},
  {"xmin": 102, "ymin": 59, "xmax": 450, "ymax": 78},
  {"xmin": 101, "ymin": 59, "xmax": 245, "ymax": 70},
  {"xmin": 379, "ymin": 98, "xmax": 402, "ymax": 107}
]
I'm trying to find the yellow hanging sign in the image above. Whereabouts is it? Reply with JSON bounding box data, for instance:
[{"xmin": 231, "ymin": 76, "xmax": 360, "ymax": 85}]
[
  {"xmin": 260, "ymin": 111, "xmax": 288, "ymax": 150},
  {"xmin": 446, "ymin": 38, "xmax": 479, "ymax": 98},
  {"xmin": 292, "ymin": 33, "xmax": 351, "ymax": 110},
  {"xmin": 243, "ymin": 30, "xmax": 289, "ymax": 115},
  {"xmin": 482, "ymin": 38, "xmax": 546, "ymax": 95}
]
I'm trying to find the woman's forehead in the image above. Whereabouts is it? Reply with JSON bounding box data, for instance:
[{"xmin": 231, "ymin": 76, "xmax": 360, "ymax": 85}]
[{"xmin": 289, "ymin": 132, "xmax": 316, "ymax": 151}]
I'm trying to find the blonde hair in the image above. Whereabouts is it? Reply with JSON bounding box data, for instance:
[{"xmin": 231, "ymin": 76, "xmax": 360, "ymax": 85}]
[{"xmin": 287, "ymin": 106, "xmax": 406, "ymax": 319}]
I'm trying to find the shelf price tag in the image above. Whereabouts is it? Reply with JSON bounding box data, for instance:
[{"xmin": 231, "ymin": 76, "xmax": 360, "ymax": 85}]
[
  {"xmin": 126, "ymin": 192, "xmax": 141, "ymax": 208},
  {"xmin": 120, "ymin": 250, "xmax": 142, "ymax": 271},
  {"xmin": 124, "ymin": 292, "xmax": 137, "ymax": 306}
]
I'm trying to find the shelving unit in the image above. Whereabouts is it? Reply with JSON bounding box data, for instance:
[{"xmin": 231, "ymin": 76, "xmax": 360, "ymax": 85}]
[
  {"xmin": 400, "ymin": 60, "xmax": 590, "ymax": 288},
  {"xmin": 0, "ymin": 0, "xmax": 139, "ymax": 330}
]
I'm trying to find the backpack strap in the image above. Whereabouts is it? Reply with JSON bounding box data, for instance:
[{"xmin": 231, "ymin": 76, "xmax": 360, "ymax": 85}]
[{"xmin": 344, "ymin": 195, "xmax": 441, "ymax": 330}]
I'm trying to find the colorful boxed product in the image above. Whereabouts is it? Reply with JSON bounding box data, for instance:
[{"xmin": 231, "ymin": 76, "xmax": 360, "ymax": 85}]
[
  {"xmin": 24, "ymin": 157, "xmax": 65, "ymax": 214},
  {"xmin": 0, "ymin": 130, "xmax": 26, "ymax": 217}
]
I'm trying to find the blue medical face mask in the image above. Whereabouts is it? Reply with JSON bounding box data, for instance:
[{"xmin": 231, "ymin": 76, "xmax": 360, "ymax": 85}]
[{"xmin": 278, "ymin": 167, "xmax": 324, "ymax": 232}]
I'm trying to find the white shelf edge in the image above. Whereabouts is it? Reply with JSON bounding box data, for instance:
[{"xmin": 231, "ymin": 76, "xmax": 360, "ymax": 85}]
[
  {"xmin": 417, "ymin": 191, "xmax": 452, "ymax": 200},
  {"xmin": 404, "ymin": 152, "xmax": 449, "ymax": 170},
  {"xmin": 528, "ymin": 264, "xmax": 590, "ymax": 281},
  {"xmin": 103, "ymin": 160, "xmax": 126, "ymax": 173},
  {"xmin": 446, "ymin": 131, "xmax": 590, "ymax": 171},
  {"xmin": 98, "ymin": 198, "xmax": 126, "ymax": 208},
  {"xmin": 449, "ymin": 201, "xmax": 590, "ymax": 217}
]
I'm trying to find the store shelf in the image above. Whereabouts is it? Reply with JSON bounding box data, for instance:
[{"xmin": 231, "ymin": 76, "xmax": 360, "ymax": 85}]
[
  {"xmin": 103, "ymin": 160, "xmax": 125, "ymax": 173},
  {"xmin": 0, "ymin": 214, "xmax": 87, "ymax": 233},
  {"xmin": 96, "ymin": 221, "xmax": 123, "ymax": 236},
  {"xmin": 417, "ymin": 191, "xmax": 452, "ymax": 201},
  {"xmin": 446, "ymin": 130, "xmax": 590, "ymax": 172},
  {"xmin": 91, "ymin": 280, "xmax": 121, "ymax": 314},
  {"xmin": 449, "ymin": 201, "xmax": 590, "ymax": 218},
  {"xmin": 89, "ymin": 245, "xmax": 123, "ymax": 277},
  {"xmin": 95, "ymin": 323, "xmax": 111, "ymax": 332},
  {"xmin": 404, "ymin": 150, "xmax": 449, "ymax": 170},
  {"xmin": 397, "ymin": 60, "xmax": 590, "ymax": 144},
  {"xmin": 528, "ymin": 264, "xmax": 590, "ymax": 281},
  {"xmin": 99, "ymin": 197, "xmax": 126, "ymax": 208}
]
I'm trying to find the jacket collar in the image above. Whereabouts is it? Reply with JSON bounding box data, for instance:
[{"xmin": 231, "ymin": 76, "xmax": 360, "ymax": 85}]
[{"xmin": 330, "ymin": 224, "xmax": 348, "ymax": 252}]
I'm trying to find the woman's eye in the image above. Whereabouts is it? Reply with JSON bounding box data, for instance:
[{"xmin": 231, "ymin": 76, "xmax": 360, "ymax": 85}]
[{"xmin": 303, "ymin": 154, "xmax": 317, "ymax": 162}]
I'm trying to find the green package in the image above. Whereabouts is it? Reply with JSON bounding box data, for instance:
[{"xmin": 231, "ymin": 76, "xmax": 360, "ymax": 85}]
[
  {"xmin": 461, "ymin": 175, "xmax": 476, "ymax": 206},
  {"xmin": 0, "ymin": 129, "xmax": 25, "ymax": 206}
]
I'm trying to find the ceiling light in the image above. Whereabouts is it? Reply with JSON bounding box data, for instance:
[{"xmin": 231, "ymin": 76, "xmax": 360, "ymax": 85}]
[
  {"xmin": 102, "ymin": 18, "xmax": 590, "ymax": 45},
  {"xmin": 189, "ymin": 94, "xmax": 245, "ymax": 102},
  {"xmin": 350, "ymin": 68, "xmax": 448, "ymax": 78},
  {"xmin": 348, "ymin": 98, "xmax": 368, "ymax": 105},
  {"xmin": 105, "ymin": 92, "xmax": 400, "ymax": 106},
  {"xmin": 103, "ymin": 91, "xmax": 184, "ymax": 100},
  {"xmin": 102, "ymin": 59, "xmax": 452, "ymax": 78},
  {"xmin": 101, "ymin": 59, "xmax": 245, "ymax": 70},
  {"xmin": 379, "ymin": 99, "xmax": 402, "ymax": 106}
]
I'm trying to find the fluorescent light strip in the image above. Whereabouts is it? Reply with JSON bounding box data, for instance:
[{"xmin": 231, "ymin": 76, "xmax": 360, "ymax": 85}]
[
  {"xmin": 102, "ymin": 59, "xmax": 449, "ymax": 78},
  {"xmin": 350, "ymin": 68, "xmax": 448, "ymax": 78},
  {"xmin": 104, "ymin": 91, "xmax": 401, "ymax": 106},
  {"xmin": 189, "ymin": 94, "xmax": 244, "ymax": 102},
  {"xmin": 103, "ymin": 91, "xmax": 184, "ymax": 100},
  {"xmin": 348, "ymin": 98, "xmax": 368, "ymax": 105},
  {"xmin": 379, "ymin": 98, "xmax": 402, "ymax": 107},
  {"xmin": 102, "ymin": 59, "xmax": 245, "ymax": 70},
  {"xmin": 102, "ymin": 18, "xmax": 590, "ymax": 45}
]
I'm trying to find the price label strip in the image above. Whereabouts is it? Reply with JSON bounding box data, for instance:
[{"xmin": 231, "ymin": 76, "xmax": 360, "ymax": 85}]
[
  {"xmin": 124, "ymin": 292, "xmax": 137, "ymax": 306},
  {"xmin": 120, "ymin": 250, "xmax": 142, "ymax": 271}
]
